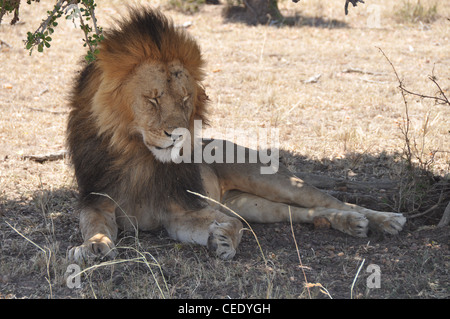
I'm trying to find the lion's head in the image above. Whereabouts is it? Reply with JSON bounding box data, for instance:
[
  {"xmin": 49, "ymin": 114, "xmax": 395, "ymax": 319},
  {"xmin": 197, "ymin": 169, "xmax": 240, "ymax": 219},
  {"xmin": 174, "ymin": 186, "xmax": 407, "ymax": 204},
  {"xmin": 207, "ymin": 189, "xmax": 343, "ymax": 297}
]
[
  {"xmin": 88, "ymin": 8, "xmax": 207, "ymax": 162},
  {"xmin": 68, "ymin": 8, "xmax": 208, "ymax": 210}
]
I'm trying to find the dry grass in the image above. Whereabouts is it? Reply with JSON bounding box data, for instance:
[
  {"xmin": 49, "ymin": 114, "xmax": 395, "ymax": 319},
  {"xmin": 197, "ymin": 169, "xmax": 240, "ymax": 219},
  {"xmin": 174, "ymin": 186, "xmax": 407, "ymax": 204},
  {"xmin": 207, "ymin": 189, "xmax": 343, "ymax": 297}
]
[{"xmin": 0, "ymin": 0, "xmax": 449, "ymax": 299}]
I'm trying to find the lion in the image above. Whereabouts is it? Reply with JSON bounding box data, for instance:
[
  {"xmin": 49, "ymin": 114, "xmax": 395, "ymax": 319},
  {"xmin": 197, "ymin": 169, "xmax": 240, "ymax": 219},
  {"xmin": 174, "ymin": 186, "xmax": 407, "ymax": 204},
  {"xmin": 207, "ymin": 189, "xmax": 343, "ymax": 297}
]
[{"xmin": 67, "ymin": 7, "xmax": 406, "ymax": 262}]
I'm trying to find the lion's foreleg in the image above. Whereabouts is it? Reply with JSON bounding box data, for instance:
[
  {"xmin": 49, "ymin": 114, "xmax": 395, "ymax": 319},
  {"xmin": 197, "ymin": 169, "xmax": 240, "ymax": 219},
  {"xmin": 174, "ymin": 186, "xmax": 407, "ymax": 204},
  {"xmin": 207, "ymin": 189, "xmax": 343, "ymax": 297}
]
[
  {"xmin": 164, "ymin": 207, "xmax": 243, "ymax": 260},
  {"xmin": 68, "ymin": 200, "xmax": 118, "ymax": 262}
]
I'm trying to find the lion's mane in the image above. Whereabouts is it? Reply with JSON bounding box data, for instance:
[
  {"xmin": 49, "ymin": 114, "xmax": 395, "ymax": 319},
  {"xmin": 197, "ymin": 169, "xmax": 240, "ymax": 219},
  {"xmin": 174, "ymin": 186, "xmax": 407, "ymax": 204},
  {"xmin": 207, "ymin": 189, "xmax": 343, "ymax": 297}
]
[{"xmin": 67, "ymin": 8, "xmax": 208, "ymax": 218}]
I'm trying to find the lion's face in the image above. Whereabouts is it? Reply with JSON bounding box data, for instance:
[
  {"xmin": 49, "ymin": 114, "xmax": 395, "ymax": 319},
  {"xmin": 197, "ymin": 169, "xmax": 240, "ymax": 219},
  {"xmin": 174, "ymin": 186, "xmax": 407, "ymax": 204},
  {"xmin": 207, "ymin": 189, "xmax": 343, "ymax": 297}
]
[{"xmin": 128, "ymin": 61, "xmax": 196, "ymax": 162}]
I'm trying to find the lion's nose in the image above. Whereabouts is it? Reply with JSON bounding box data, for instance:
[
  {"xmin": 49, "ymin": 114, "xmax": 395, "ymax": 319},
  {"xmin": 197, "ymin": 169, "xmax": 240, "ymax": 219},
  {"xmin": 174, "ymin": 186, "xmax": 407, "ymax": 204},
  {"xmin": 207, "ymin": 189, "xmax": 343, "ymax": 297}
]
[{"xmin": 164, "ymin": 130, "xmax": 182, "ymax": 142}]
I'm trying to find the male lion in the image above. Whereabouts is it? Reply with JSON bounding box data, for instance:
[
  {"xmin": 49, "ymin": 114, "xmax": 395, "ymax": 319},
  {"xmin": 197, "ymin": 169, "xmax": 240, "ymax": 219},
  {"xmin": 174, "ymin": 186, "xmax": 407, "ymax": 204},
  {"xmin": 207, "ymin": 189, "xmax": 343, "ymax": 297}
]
[{"xmin": 67, "ymin": 8, "xmax": 406, "ymax": 262}]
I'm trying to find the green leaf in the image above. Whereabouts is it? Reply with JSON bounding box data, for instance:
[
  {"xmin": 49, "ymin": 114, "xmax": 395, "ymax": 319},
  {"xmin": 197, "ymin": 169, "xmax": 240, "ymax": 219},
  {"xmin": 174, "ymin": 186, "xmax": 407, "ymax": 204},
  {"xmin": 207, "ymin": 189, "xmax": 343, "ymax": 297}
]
[
  {"xmin": 38, "ymin": 43, "xmax": 43, "ymax": 52},
  {"xmin": 84, "ymin": 53, "xmax": 92, "ymax": 62}
]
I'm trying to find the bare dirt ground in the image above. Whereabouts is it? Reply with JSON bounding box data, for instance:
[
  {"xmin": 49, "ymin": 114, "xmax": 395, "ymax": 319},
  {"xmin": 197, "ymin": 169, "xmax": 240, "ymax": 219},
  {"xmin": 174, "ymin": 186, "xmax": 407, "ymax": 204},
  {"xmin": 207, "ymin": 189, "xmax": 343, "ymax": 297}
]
[{"xmin": 0, "ymin": 0, "xmax": 449, "ymax": 299}]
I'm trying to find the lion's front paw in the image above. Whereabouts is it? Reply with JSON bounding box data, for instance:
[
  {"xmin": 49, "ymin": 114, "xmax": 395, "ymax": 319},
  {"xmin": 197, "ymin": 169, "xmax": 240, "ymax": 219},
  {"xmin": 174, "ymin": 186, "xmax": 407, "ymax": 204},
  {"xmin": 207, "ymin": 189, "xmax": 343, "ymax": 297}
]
[
  {"xmin": 207, "ymin": 220, "xmax": 243, "ymax": 260},
  {"xmin": 67, "ymin": 234, "xmax": 117, "ymax": 263}
]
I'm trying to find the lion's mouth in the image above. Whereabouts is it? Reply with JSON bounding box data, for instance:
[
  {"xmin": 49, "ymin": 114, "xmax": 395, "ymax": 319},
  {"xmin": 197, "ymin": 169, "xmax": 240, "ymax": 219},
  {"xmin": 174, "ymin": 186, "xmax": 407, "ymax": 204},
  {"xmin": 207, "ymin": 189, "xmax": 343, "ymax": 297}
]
[
  {"xmin": 148, "ymin": 144, "xmax": 177, "ymax": 163},
  {"xmin": 154, "ymin": 145, "xmax": 173, "ymax": 150}
]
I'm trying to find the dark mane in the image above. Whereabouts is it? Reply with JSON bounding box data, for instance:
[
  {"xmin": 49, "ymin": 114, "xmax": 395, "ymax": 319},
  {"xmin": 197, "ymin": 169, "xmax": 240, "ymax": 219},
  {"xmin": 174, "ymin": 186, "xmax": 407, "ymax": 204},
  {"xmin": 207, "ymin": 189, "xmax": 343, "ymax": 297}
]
[
  {"xmin": 67, "ymin": 8, "xmax": 208, "ymax": 216},
  {"xmin": 108, "ymin": 8, "xmax": 167, "ymax": 52}
]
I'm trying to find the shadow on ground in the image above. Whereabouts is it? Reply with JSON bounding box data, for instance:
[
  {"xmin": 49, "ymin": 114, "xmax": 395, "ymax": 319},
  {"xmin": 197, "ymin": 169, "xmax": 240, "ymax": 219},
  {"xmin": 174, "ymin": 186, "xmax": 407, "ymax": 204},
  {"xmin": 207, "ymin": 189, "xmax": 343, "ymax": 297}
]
[
  {"xmin": 223, "ymin": 5, "xmax": 349, "ymax": 28},
  {"xmin": 0, "ymin": 149, "xmax": 448, "ymax": 298}
]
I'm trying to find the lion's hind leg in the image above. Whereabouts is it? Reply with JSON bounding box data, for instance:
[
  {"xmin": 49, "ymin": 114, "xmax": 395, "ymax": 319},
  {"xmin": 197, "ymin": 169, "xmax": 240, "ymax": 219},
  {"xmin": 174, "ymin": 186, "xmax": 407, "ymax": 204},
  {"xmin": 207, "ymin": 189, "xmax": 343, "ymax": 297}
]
[
  {"xmin": 68, "ymin": 200, "xmax": 118, "ymax": 263},
  {"xmin": 164, "ymin": 207, "xmax": 243, "ymax": 260},
  {"xmin": 222, "ymin": 191, "xmax": 369, "ymax": 237}
]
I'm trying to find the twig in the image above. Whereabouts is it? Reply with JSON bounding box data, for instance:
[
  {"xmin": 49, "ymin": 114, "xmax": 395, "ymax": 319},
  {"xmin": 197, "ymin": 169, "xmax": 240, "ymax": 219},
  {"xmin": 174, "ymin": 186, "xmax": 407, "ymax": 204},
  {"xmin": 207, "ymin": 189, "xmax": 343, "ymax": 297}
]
[
  {"xmin": 288, "ymin": 206, "xmax": 312, "ymax": 299},
  {"xmin": 358, "ymin": 77, "xmax": 388, "ymax": 84},
  {"xmin": 342, "ymin": 67, "xmax": 383, "ymax": 76},
  {"xmin": 88, "ymin": 4, "xmax": 101, "ymax": 37},
  {"xmin": 77, "ymin": 8, "xmax": 94, "ymax": 53},
  {"xmin": 378, "ymin": 49, "xmax": 449, "ymax": 106},
  {"xmin": 0, "ymin": 0, "xmax": 20, "ymax": 24},
  {"xmin": 22, "ymin": 150, "xmax": 67, "ymax": 163},
  {"xmin": 377, "ymin": 47, "xmax": 413, "ymax": 167},
  {"xmin": 408, "ymin": 189, "xmax": 444, "ymax": 219},
  {"xmin": 350, "ymin": 258, "xmax": 365, "ymax": 299},
  {"xmin": 396, "ymin": 78, "xmax": 449, "ymax": 105},
  {"xmin": 27, "ymin": 0, "xmax": 70, "ymax": 48},
  {"xmin": 428, "ymin": 72, "xmax": 449, "ymax": 105},
  {"xmin": 0, "ymin": 39, "xmax": 12, "ymax": 48},
  {"xmin": 25, "ymin": 106, "xmax": 67, "ymax": 115},
  {"xmin": 408, "ymin": 204, "xmax": 439, "ymax": 219},
  {"xmin": 5, "ymin": 221, "xmax": 47, "ymax": 253}
]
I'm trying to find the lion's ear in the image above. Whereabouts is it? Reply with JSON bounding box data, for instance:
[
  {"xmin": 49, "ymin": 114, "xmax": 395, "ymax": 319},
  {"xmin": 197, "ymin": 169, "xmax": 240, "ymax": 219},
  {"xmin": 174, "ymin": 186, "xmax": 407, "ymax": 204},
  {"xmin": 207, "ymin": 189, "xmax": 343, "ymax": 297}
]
[
  {"xmin": 197, "ymin": 85, "xmax": 208, "ymax": 105},
  {"xmin": 194, "ymin": 84, "xmax": 209, "ymax": 123}
]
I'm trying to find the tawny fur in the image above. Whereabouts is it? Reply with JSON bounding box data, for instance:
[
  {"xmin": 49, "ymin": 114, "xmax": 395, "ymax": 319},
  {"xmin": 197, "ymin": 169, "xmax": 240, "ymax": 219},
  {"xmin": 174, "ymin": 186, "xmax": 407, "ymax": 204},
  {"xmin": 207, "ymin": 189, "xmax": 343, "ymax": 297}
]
[{"xmin": 67, "ymin": 7, "xmax": 406, "ymax": 262}]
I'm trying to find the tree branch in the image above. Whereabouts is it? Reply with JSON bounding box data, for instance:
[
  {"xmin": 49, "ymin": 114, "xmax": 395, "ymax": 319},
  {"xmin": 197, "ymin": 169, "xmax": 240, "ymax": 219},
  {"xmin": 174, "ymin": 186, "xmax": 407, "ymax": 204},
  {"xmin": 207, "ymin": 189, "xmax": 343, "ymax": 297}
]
[
  {"xmin": 377, "ymin": 47, "xmax": 413, "ymax": 168},
  {"xmin": 77, "ymin": 7, "xmax": 94, "ymax": 53},
  {"xmin": 88, "ymin": 3, "xmax": 100, "ymax": 36}
]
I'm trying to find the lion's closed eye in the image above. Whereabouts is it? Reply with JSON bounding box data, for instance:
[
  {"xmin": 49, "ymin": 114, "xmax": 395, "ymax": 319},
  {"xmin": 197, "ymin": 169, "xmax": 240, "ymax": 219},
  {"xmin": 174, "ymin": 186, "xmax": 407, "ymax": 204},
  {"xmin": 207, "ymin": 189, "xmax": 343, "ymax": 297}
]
[
  {"xmin": 145, "ymin": 94, "xmax": 162, "ymax": 108},
  {"xmin": 182, "ymin": 95, "xmax": 191, "ymax": 104},
  {"xmin": 148, "ymin": 97, "xmax": 159, "ymax": 106}
]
